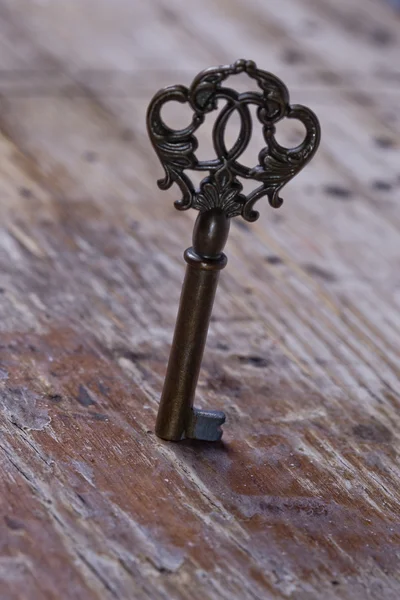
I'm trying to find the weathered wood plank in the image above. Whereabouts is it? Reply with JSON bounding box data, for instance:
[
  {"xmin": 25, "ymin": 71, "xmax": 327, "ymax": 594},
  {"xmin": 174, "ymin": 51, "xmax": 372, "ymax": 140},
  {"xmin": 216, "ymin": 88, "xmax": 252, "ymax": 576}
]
[{"xmin": 0, "ymin": 0, "xmax": 399, "ymax": 598}]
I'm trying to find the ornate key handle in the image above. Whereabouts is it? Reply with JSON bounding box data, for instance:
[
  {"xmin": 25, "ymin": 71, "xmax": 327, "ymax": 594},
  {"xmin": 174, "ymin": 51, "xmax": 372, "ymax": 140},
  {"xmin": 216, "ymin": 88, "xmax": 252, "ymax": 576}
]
[{"xmin": 147, "ymin": 60, "xmax": 321, "ymax": 442}]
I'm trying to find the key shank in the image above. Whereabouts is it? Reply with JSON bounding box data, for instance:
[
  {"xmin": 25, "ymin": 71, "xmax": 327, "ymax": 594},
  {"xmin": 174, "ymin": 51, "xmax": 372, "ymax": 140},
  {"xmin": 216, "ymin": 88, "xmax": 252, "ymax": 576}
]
[{"xmin": 155, "ymin": 209, "xmax": 230, "ymax": 441}]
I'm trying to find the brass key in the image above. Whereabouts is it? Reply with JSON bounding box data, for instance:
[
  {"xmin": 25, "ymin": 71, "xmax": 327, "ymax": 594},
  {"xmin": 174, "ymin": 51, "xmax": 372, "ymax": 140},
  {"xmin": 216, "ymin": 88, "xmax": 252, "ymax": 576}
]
[{"xmin": 146, "ymin": 59, "xmax": 321, "ymax": 442}]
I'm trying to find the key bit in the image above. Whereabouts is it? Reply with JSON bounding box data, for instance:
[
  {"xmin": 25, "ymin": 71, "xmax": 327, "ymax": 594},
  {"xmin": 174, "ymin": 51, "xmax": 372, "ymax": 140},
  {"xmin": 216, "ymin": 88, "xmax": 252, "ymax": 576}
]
[
  {"xmin": 146, "ymin": 59, "xmax": 321, "ymax": 442},
  {"xmin": 186, "ymin": 408, "xmax": 226, "ymax": 443}
]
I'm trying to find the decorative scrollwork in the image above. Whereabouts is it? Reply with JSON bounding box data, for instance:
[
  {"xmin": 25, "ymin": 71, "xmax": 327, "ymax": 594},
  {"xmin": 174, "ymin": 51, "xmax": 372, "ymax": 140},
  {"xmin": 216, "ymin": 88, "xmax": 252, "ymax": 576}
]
[{"xmin": 146, "ymin": 59, "xmax": 320, "ymax": 222}]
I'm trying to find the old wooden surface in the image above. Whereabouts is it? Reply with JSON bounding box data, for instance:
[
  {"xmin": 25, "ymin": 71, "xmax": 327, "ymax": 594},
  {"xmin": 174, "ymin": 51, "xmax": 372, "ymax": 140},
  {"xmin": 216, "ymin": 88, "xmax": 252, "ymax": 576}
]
[{"xmin": 0, "ymin": 0, "xmax": 399, "ymax": 598}]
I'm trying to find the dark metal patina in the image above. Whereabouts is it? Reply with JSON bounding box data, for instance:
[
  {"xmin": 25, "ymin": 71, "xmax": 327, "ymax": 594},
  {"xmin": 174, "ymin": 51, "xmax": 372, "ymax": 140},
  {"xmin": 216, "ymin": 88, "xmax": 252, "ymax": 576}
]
[{"xmin": 146, "ymin": 59, "xmax": 321, "ymax": 441}]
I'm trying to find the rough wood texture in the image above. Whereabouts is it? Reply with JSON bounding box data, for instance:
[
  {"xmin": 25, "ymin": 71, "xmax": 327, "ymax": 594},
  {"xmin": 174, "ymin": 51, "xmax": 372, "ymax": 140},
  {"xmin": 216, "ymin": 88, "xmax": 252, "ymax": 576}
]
[{"xmin": 0, "ymin": 1, "xmax": 399, "ymax": 598}]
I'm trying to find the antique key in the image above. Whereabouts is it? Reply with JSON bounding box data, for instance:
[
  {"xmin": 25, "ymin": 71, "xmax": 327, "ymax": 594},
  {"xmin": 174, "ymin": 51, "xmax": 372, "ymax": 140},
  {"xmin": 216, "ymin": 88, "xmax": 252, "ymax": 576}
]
[{"xmin": 147, "ymin": 59, "xmax": 320, "ymax": 442}]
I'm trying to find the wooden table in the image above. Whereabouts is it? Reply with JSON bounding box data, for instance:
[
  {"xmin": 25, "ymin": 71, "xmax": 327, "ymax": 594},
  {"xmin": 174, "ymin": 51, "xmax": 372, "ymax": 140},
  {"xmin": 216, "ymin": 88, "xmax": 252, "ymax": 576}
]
[{"xmin": 0, "ymin": 0, "xmax": 399, "ymax": 598}]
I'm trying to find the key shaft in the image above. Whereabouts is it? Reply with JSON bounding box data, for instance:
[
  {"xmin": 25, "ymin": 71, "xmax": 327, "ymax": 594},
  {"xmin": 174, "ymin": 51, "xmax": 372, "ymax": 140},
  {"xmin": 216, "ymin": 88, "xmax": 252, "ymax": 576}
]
[{"xmin": 156, "ymin": 209, "xmax": 229, "ymax": 441}]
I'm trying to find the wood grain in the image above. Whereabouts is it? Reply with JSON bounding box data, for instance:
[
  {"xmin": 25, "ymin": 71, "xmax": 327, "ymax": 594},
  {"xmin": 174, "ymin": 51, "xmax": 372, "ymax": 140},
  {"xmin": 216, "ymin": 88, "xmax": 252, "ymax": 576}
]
[{"xmin": 0, "ymin": 0, "xmax": 399, "ymax": 598}]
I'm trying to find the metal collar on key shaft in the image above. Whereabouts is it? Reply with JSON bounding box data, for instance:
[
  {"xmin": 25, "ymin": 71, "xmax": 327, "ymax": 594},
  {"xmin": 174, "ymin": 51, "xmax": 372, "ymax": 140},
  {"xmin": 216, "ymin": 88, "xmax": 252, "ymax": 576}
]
[{"xmin": 147, "ymin": 59, "xmax": 321, "ymax": 442}]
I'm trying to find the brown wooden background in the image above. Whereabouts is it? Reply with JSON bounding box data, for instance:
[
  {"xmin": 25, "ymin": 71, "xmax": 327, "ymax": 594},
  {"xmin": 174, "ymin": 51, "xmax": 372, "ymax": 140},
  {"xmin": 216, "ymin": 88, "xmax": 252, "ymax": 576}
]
[{"xmin": 0, "ymin": 0, "xmax": 399, "ymax": 598}]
